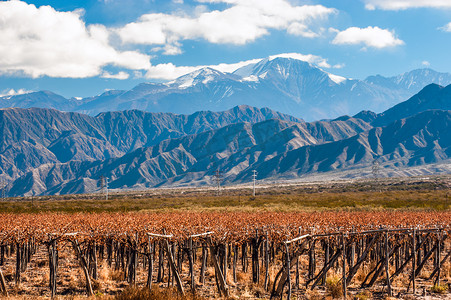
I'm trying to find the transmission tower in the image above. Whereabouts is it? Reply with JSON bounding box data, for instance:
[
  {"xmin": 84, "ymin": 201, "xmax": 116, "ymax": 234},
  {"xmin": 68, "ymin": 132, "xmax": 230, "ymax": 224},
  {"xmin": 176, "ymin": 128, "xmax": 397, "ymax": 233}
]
[
  {"xmin": 213, "ymin": 169, "xmax": 223, "ymax": 196},
  {"xmin": 372, "ymin": 158, "xmax": 380, "ymax": 180},
  {"xmin": 99, "ymin": 176, "xmax": 109, "ymax": 200},
  {"xmin": 252, "ymin": 170, "xmax": 257, "ymax": 197},
  {"xmin": 0, "ymin": 178, "xmax": 6, "ymax": 200}
]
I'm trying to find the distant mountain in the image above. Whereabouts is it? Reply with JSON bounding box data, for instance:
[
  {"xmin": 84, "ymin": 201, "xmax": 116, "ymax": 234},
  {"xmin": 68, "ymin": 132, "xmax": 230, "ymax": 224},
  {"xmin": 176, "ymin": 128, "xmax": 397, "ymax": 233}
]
[
  {"xmin": 0, "ymin": 90, "xmax": 81, "ymax": 111},
  {"xmin": 76, "ymin": 58, "xmax": 431, "ymax": 120},
  {"xmin": 3, "ymin": 82, "xmax": 451, "ymax": 197},
  {"xmin": 365, "ymin": 69, "xmax": 451, "ymax": 93},
  {"xmin": 372, "ymin": 83, "xmax": 451, "ymax": 126},
  {"xmin": 2, "ymin": 57, "xmax": 451, "ymax": 121},
  {"xmin": 6, "ymin": 116, "xmax": 371, "ymax": 196},
  {"xmin": 246, "ymin": 110, "xmax": 451, "ymax": 181},
  {"xmin": 0, "ymin": 105, "xmax": 300, "ymax": 182}
]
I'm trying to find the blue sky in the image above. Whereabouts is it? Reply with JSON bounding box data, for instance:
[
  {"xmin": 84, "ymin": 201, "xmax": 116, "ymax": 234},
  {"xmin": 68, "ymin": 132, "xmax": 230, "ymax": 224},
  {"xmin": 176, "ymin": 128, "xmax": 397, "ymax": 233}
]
[{"xmin": 1, "ymin": 0, "xmax": 451, "ymax": 98}]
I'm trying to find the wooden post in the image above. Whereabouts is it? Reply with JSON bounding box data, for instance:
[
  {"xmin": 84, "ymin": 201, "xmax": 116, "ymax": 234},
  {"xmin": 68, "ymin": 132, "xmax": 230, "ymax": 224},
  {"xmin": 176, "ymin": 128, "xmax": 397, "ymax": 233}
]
[
  {"xmin": 242, "ymin": 243, "xmax": 247, "ymax": 272},
  {"xmin": 0, "ymin": 265, "xmax": 8, "ymax": 296},
  {"xmin": 200, "ymin": 243, "xmax": 207, "ymax": 285},
  {"xmin": 146, "ymin": 236, "xmax": 153, "ymax": 289},
  {"xmin": 412, "ymin": 228, "xmax": 416, "ymax": 295},
  {"xmin": 48, "ymin": 239, "xmax": 58, "ymax": 298},
  {"xmin": 436, "ymin": 230, "xmax": 441, "ymax": 286},
  {"xmin": 342, "ymin": 234, "xmax": 346, "ymax": 300},
  {"xmin": 166, "ymin": 243, "xmax": 171, "ymax": 287},
  {"xmin": 171, "ymin": 242, "xmax": 176, "ymax": 287},
  {"xmin": 223, "ymin": 243, "xmax": 228, "ymax": 284},
  {"xmin": 157, "ymin": 241, "xmax": 163, "ymax": 282},
  {"xmin": 207, "ymin": 237, "xmax": 228, "ymax": 297},
  {"xmin": 323, "ymin": 238, "xmax": 330, "ymax": 286},
  {"xmin": 71, "ymin": 240, "xmax": 94, "ymax": 296},
  {"xmin": 15, "ymin": 242, "xmax": 20, "ymax": 285},
  {"xmin": 188, "ymin": 237, "xmax": 195, "ymax": 291},
  {"xmin": 285, "ymin": 242, "xmax": 291, "ymax": 300},
  {"xmin": 233, "ymin": 244, "xmax": 238, "ymax": 283},
  {"xmin": 163, "ymin": 239, "xmax": 185, "ymax": 296},
  {"xmin": 384, "ymin": 231, "xmax": 392, "ymax": 296},
  {"xmin": 264, "ymin": 234, "xmax": 269, "ymax": 291},
  {"xmin": 92, "ymin": 242, "xmax": 98, "ymax": 280},
  {"xmin": 295, "ymin": 228, "xmax": 301, "ymax": 289}
]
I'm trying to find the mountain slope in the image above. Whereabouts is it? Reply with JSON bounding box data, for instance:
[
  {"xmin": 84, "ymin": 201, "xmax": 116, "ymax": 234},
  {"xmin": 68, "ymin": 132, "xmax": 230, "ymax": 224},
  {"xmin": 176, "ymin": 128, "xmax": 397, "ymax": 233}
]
[
  {"xmin": 78, "ymin": 58, "xmax": 413, "ymax": 120},
  {"xmin": 3, "ymin": 81, "xmax": 451, "ymax": 196},
  {"xmin": 365, "ymin": 69, "xmax": 451, "ymax": 93},
  {"xmin": 7, "ymin": 109, "xmax": 448, "ymax": 196},
  {"xmin": 6, "ymin": 115, "xmax": 371, "ymax": 196},
  {"xmin": 373, "ymin": 83, "xmax": 451, "ymax": 126},
  {"xmin": 245, "ymin": 110, "xmax": 451, "ymax": 181},
  {"xmin": 0, "ymin": 105, "xmax": 300, "ymax": 182},
  {"xmin": 0, "ymin": 91, "xmax": 81, "ymax": 111}
]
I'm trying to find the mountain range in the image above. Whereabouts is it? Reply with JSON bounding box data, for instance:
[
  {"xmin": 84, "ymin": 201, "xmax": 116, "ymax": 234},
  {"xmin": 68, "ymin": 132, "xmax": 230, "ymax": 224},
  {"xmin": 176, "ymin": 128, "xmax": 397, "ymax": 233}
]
[
  {"xmin": 2, "ymin": 57, "xmax": 451, "ymax": 121},
  {"xmin": 1, "ymin": 83, "xmax": 450, "ymax": 197}
]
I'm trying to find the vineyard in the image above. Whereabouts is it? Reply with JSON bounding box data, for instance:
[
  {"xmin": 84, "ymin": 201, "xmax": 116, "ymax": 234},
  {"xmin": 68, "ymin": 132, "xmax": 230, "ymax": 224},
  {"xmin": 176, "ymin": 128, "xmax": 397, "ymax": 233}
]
[{"xmin": 0, "ymin": 211, "xmax": 450, "ymax": 298}]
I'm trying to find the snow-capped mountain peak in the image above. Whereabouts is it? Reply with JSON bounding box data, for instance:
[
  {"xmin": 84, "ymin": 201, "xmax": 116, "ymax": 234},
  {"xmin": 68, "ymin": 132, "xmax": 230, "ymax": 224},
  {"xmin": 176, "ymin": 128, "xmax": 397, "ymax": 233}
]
[
  {"xmin": 233, "ymin": 57, "xmax": 348, "ymax": 86},
  {"xmin": 170, "ymin": 67, "xmax": 239, "ymax": 88}
]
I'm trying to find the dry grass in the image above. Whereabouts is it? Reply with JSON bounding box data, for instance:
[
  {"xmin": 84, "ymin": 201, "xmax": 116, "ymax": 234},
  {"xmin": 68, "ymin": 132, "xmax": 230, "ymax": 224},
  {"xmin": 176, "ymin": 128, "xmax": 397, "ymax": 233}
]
[
  {"xmin": 1, "ymin": 177, "xmax": 449, "ymax": 214},
  {"xmin": 115, "ymin": 285, "xmax": 204, "ymax": 300},
  {"xmin": 325, "ymin": 276, "xmax": 343, "ymax": 299},
  {"xmin": 353, "ymin": 290, "xmax": 372, "ymax": 300},
  {"xmin": 430, "ymin": 284, "xmax": 448, "ymax": 294}
]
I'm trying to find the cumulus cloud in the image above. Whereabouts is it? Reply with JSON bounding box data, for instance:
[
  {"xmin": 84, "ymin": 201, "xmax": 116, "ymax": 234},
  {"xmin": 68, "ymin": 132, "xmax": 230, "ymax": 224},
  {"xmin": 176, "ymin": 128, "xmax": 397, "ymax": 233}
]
[
  {"xmin": 101, "ymin": 71, "xmax": 130, "ymax": 80},
  {"xmin": 145, "ymin": 52, "xmax": 341, "ymax": 80},
  {"xmin": 364, "ymin": 0, "xmax": 451, "ymax": 10},
  {"xmin": 439, "ymin": 22, "xmax": 451, "ymax": 32},
  {"xmin": 0, "ymin": 1, "xmax": 150, "ymax": 78},
  {"xmin": 117, "ymin": 0, "xmax": 335, "ymax": 53},
  {"xmin": 332, "ymin": 26, "xmax": 404, "ymax": 49}
]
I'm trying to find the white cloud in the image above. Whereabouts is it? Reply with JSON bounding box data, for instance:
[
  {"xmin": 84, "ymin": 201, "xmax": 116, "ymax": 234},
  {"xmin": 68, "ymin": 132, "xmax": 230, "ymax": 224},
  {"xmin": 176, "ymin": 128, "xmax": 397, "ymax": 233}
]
[
  {"xmin": 287, "ymin": 23, "xmax": 320, "ymax": 38},
  {"xmin": 364, "ymin": 0, "xmax": 451, "ymax": 10},
  {"xmin": 117, "ymin": 0, "xmax": 335, "ymax": 52},
  {"xmin": 0, "ymin": 1, "xmax": 150, "ymax": 78},
  {"xmin": 439, "ymin": 22, "xmax": 451, "ymax": 32},
  {"xmin": 0, "ymin": 88, "xmax": 33, "ymax": 97},
  {"xmin": 145, "ymin": 52, "xmax": 341, "ymax": 80},
  {"xmin": 421, "ymin": 61, "xmax": 430, "ymax": 67},
  {"xmin": 332, "ymin": 26, "xmax": 404, "ymax": 49},
  {"xmin": 101, "ymin": 71, "xmax": 130, "ymax": 80}
]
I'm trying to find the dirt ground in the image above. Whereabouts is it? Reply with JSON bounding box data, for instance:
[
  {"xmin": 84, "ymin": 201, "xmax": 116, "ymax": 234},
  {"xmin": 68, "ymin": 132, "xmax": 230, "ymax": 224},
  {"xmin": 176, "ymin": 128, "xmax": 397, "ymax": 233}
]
[{"xmin": 0, "ymin": 239, "xmax": 449, "ymax": 299}]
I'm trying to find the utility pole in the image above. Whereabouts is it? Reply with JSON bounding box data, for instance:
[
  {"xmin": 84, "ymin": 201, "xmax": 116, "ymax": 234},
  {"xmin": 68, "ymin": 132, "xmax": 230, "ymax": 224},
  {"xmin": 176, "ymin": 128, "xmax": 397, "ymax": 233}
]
[
  {"xmin": 252, "ymin": 170, "xmax": 257, "ymax": 197},
  {"xmin": 213, "ymin": 169, "xmax": 223, "ymax": 196}
]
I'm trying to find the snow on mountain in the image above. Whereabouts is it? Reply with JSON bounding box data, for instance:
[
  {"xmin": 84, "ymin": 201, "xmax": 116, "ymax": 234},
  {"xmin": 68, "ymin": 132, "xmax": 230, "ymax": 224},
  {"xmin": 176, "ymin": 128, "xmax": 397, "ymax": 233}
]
[
  {"xmin": 327, "ymin": 73, "xmax": 347, "ymax": 84},
  {"xmin": 169, "ymin": 67, "xmax": 238, "ymax": 88},
  {"xmin": 365, "ymin": 68, "xmax": 451, "ymax": 93},
  {"xmin": 2, "ymin": 56, "xmax": 451, "ymax": 121}
]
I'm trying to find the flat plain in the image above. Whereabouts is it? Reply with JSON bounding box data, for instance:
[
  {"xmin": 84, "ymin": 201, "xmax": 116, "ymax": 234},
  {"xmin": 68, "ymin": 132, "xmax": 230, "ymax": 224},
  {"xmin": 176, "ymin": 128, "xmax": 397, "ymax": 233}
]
[{"xmin": 0, "ymin": 176, "xmax": 449, "ymax": 299}]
